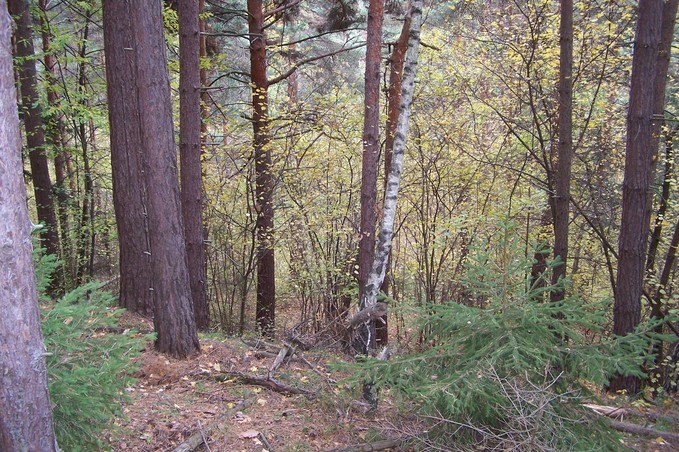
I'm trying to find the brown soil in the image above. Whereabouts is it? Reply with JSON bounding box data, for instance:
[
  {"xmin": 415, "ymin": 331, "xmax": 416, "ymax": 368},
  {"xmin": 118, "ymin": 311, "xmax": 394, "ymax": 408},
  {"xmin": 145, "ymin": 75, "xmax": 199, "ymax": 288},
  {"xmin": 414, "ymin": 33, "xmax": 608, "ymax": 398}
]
[{"xmin": 105, "ymin": 314, "xmax": 414, "ymax": 451}]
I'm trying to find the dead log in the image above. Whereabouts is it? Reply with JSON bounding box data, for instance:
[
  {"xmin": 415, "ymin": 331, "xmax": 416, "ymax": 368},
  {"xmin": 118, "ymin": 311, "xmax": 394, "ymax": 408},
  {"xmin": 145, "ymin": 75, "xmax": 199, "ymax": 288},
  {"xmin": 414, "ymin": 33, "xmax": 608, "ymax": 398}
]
[
  {"xmin": 214, "ymin": 371, "xmax": 314, "ymax": 396},
  {"xmin": 172, "ymin": 399, "xmax": 253, "ymax": 452},
  {"xmin": 608, "ymin": 419, "xmax": 679, "ymax": 443}
]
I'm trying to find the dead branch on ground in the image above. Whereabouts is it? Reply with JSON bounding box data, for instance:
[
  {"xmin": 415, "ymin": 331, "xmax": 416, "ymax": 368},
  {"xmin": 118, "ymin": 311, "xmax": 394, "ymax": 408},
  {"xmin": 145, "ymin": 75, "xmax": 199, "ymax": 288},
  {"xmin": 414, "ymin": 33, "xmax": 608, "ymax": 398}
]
[{"xmin": 172, "ymin": 399, "xmax": 253, "ymax": 452}]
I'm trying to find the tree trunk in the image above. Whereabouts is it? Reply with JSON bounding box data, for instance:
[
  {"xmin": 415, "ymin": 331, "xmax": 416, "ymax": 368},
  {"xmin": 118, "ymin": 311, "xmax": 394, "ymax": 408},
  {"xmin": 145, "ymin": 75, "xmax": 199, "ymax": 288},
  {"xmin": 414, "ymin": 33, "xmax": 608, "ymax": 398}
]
[
  {"xmin": 644, "ymin": 0, "xmax": 679, "ymax": 391},
  {"xmin": 354, "ymin": 0, "xmax": 422, "ymax": 356},
  {"xmin": 550, "ymin": 0, "xmax": 573, "ymax": 304},
  {"xmin": 248, "ymin": 0, "xmax": 276, "ymax": 335},
  {"xmin": 102, "ymin": 0, "xmax": 154, "ymax": 317},
  {"xmin": 356, "ymin": 0, "xmax": 385, "ymax": 352},
  {"xmin": 179, "ymin": 0, "xmax": 209, "ymax": 330},
  {"xmin": 610, "ymin": 0, "xmax": 663, "ymax": 394},
  {"xmin": 129, "ymin": 0, "xmax": 200, "ymax": 358},
  {"xmin": 0, "ymin": 3, "xmax": 57, "ymax": 446},
  {"xmin": 39, "ymin": 0, "xmax": 73, "ymax": 284},
  {"xmin": 75, "ymin": 16, "xmax": 95, "ymax": 284},
  {"xmin": 8, "ymin": 0, "xmax": 61, "ymax": 273},
  {"xmin": 376, "ymin": 5, "xmax": 412, "ymax": 346},
  {"xmin": 645, "ymin": 0, "xmax": 679, "ymax": 274}
]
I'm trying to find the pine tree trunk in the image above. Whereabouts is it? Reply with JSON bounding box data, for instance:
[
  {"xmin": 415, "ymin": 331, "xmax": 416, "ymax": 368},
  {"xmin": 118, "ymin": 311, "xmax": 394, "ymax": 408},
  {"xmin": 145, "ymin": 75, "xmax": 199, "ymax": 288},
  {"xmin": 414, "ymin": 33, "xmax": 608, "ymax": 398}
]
[
  {"xmin": 610, "ymin": 0, "xmax": 663, "ymax": 394},
  {"xmin": 129, "ymin": 0, "xmax": 200, "ymax": 358},
  {"xmin": 179, "ymin": 0, "xmax": 209, "ymax": 330},
  {"xmin": 355, "ymin": 0, "xmax": 423, "ymax": 356},
  {"xmin": 356, "ymin": 0, "xmax": 385, "ymax": 352},
  {"xmin": 248, "ymin": 0, "xmax": 276, "ymax": 335},
  {"xmin": 103, "ymin": 0, "xmax": 154, "ymax": 317},
  {"xmin": 0, "ymin": 4, "xmax": 57, "ymax": 446},
  {"xmin": 550, "ymin": 0, "xmax": 573, "ymax": 304},
  {"xmin": 8, "ymin": 0, "xmax": 61, "ymax": 271}
]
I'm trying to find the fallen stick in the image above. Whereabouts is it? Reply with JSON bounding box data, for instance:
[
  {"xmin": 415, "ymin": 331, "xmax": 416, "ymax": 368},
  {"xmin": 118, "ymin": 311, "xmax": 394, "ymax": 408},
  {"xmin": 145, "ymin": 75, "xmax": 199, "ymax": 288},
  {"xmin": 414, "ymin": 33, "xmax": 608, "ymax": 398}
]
[
  {"xmin": 215, "ymin": 371, "xmax": 314, "ymax": 396},
  {"xmin": 172, "ymin": 399, "xmax": 253, "ymax": 452}
]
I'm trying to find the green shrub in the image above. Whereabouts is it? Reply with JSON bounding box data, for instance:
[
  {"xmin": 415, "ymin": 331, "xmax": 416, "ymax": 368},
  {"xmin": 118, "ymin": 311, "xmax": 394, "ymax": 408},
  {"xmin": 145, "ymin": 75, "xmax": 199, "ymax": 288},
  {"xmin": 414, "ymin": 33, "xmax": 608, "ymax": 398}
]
[
  {"xmin": 35, "ymin": 247, "xmax": 148, "ymax": 450},
  {"xmin": 349, "ymin": 221, "xmax": 660, "ymax": 451}
]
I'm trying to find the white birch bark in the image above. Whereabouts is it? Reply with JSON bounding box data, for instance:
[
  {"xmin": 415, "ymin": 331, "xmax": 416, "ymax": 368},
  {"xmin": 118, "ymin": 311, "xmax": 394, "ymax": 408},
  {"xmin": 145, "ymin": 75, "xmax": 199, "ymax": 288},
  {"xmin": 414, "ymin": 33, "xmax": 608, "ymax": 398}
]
[{"xmin": 357, "ymin": 0, "xmax": 423, "ymax": 352}]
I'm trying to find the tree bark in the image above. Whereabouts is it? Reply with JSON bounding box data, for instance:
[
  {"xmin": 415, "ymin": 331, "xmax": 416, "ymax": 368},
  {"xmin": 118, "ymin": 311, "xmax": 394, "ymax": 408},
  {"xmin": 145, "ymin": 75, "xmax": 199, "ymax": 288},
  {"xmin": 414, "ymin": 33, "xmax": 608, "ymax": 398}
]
[
  {"xmin": 248, "ymin": 0, "xmax": 276, "ymax": 335},
  {"xmin": 8, "ymin": 0, "xmax": 61, "ymax": 272},
  {"xmin": 179, "ymin": 0, "xmax": 209, "ymax": 330},
  {"xmin": 112, "ymin": 0, "xmax": 201, "ymax": 358},
  {"xmin": 356, "ymin": 0, "xmax": 385, "ymax": 352},
  {"xmin": 376, "ymin": 4, "xmax": 412, "ymax": 346},
  {"xmin": 610, "ymin": 0, "xmax": 663, "ymax": 394},
  {"xmin": 102, "ymin": 0, "xmax": 154, "ymax": 317},
  {"xmin": 0, "ymin": 3, "xmax": 57, "ymax": 447},
  {"xmin": 550, "ymin": 0, "xmax": 573, "ymax": 304},
  {"xmin": 354, "ymin": 0, "xmax": 422, "ymax": 356}
]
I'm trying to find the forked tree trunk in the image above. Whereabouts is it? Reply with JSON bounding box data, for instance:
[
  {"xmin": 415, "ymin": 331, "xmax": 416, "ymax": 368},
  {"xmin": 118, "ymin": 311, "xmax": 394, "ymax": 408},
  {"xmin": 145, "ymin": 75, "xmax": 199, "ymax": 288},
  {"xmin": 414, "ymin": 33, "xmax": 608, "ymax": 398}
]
[
  {"xmin": 610, "ymin": 0, "xmax": 663, "ymax": 394},
  {"xmin": 8, "ymin": 0, "xmax": 61, "ymax": 275},
  {"xmin": 179, "ymin": 0, "xmax": 209, "ymax": 330},
  {"xmin": 550, "ymin": 0, "xmax": 573, "ymax": 304},
  {"xmin": 355, "ymin": 0, "xmax": 423, "ymax": 356},
  {"xmin": 0, "ymin": 3, "xmax": 57, "ymax": 447},
  {"xmin": 248, "ymin": 0, "xmax": 277, "ymax": 335},
  {"xmin": 103, "ymin": 0, "xmax": 154, "ymax": 317}
]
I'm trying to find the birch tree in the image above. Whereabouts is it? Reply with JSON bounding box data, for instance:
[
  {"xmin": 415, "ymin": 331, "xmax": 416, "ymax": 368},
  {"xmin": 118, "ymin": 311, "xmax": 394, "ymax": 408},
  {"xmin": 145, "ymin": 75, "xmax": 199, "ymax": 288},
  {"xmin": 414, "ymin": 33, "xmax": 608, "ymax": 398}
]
[{"xmin": 354, "ymin": 0, "xmax": 423, "ymax": 355}]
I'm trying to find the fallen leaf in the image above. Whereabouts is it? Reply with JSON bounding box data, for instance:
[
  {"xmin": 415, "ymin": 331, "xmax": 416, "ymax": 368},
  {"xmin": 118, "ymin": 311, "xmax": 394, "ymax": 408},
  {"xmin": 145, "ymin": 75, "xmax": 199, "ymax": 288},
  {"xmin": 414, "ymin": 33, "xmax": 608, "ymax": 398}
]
[
  {"xmin": 238, "ymin": 429, "xmax": 260, "ymax": 439},
  {"xmin": 257, "ymin": 398, "xmax": 267, "ymax": 406}
]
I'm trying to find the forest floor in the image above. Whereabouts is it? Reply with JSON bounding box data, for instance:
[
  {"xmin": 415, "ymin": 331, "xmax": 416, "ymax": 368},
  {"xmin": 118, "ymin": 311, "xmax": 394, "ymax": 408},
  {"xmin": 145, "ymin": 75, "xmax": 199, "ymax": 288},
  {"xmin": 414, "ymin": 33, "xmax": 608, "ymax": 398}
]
[{"xmin": 105, "ymin": 312, "xmax": 679, "ymax": 452}]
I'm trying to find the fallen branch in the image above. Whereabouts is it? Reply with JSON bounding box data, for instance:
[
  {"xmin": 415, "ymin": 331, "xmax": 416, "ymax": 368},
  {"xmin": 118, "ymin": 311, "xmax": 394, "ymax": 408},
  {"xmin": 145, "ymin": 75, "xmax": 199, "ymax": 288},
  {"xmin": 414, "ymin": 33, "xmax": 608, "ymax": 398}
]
[
  {"xmin": 584, "ymin": 403, "xmax": 678, "ymax": 423},
  {"xmin": 172, "ymin": 399, "xmax": 253, "ymax": 452},
  {"xmin": 348, "ymin": 302, "xmax": 388, "ymax": 329},
  {"xmin": 214, "ymin": 371, "xmax": 314, "ymax": 396},
  {"xmin": 326, "ymin": 438, "xmax": 404, "ymax": 452},
  {"xmin": 269, "ymin": 345, "xmax": 292, "ymax": 373},
  {"xmin": 609, "ymin": 419, "xmax": 679, "ymax": 443}
]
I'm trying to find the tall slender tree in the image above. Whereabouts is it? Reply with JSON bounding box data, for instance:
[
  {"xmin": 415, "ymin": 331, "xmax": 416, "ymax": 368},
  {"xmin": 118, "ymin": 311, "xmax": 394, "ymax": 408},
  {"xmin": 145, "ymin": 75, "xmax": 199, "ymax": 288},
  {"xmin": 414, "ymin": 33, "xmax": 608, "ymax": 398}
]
[
  {"xmin": 550, "ymin": 0, "xmax": 573, "ymax": 303},
  {"xmin": 610, "ymin": 0, "xmax": 663, "ymax": 394},
  {"xmin": 179, "ymin": 0, "xmax": 209, "ymax": 330},
  {"xmin": 0, "ymin": 2, "xmax": 57, "ymax": 447},
  {"xmin": 356, "ymin": 0, "xmax": 385, "ymax": 352},
  {"xmin": 103, "ymin": 0, "xmax": 154, "ymax": 317},
  {"xmin": 377, "ymin": 2, "xmax": 413, "ymax": 346},
  {"xmin": 8, "ymin": 0, "xmax": 61, "ymax": 270},
  {"xmin": 248, "ymin": 0, "xmax": 277, "ymax": 335}
]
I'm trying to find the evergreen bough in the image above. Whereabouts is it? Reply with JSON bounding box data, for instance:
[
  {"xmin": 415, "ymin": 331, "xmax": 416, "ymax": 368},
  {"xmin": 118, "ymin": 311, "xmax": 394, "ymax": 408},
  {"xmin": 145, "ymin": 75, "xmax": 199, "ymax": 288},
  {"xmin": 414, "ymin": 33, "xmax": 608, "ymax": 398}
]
[
  {"xmin": 350, "ymin": 220, "xmax": 662, "ymax": 451},
  {"xmin": 35, "ymin": 248, "xmax": 148, "ymax": 450}
]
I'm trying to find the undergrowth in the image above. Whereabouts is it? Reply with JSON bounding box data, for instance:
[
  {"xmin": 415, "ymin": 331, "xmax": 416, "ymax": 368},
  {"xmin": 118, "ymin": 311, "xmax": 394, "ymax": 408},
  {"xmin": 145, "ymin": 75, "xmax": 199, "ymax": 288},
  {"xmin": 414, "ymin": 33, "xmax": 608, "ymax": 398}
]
[
  {"xmin": 35, "ymin": 248, "xmax": 149, "ymax": 450},
  {"xmin": 345, "ymin": 220, "xmax": 664, "ymax": 451}
]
